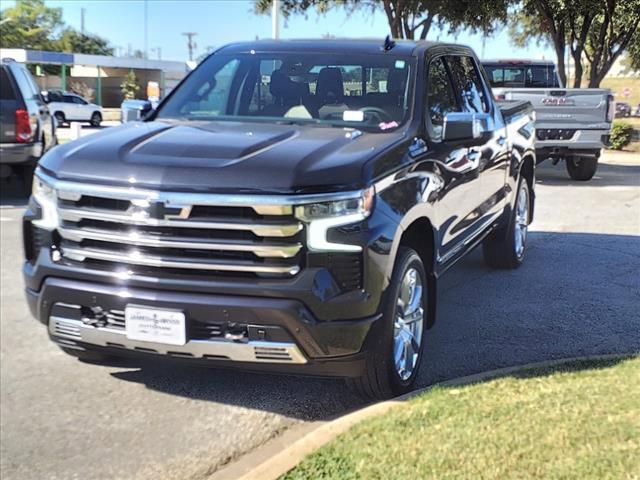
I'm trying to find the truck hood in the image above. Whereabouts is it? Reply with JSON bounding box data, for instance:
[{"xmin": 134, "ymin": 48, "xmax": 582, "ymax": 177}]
[{"xmin": 41, "ymin": 120, "xmax": 405, "ymax": 193}]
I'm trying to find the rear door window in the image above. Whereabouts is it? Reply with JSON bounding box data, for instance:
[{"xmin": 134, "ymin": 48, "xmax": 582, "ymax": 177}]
[
  {"xmin": 426, "ymin": 57, "xmax": 459, "ymax": 141},
  {"xmin": 0, "ymin": 68, "xmax": 16, "ymax": 100},
  {"xmin": 447, "ymin": 56, "xmax": 490, "ymax": 114},
  {"xmin": 484, "ymin": 64, "xmax": 560, "ymax": 88}
]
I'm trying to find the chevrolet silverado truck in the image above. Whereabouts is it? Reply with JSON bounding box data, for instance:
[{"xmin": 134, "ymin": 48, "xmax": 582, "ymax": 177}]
[
  {"xmin": 482, "ymin": 59, "xmax": 613, "ymax": 181},
  {"xmin": 24, "ymin": 39, "xmax": 535, "ymax": 399}
]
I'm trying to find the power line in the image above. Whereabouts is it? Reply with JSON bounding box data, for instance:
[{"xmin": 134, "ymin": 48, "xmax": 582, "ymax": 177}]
[{"xmin": 182, "ymin": 32, "xmax": 198, "ymax": 61}]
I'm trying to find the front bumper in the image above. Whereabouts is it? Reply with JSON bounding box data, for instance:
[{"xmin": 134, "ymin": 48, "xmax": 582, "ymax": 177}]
[{"xmin": 26, "ymin": 275, "xmax": 381, "ymax": 377}]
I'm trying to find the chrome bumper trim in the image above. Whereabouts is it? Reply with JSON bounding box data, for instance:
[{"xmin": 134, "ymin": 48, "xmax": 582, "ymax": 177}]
[
  {"xmin": 58, "ymin": 207, "xmax": 302, "ymax": 238},
  {"xmin": 49, "ymin": 316, "xmax": 308, "ymax": 364},
  {"xmin": 58, "ymin": 226, "xmax": 302, "ymax": 258},
  {"xmin": 60, "ymin": 246, "xmax": 301, "ymax": 275}
]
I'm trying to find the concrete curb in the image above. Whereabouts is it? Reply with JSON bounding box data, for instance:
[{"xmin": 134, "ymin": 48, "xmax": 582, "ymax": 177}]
[{"xmin": 210, "ymin": 353, "xmax": 633, "ymax": 480}]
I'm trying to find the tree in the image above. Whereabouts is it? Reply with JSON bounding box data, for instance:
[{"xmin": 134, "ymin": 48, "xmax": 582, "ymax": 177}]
[
  {"xmin": 255, "ymin": 0, "xmax": 513, "ymax": 41},
  {"xmin": 0, "ymin": 0, "xmax": 63, "ymax": 50},
  {"xmin": 57, "ymin": 29, "xmax": 114, "ymax": 56},
  {"xmin": 121, "ymin": 71, "xmax": 140, "ymax": 100},
  {"xmin": 509, "ymin": 0, "xmax": 640, "ymax": 87}
]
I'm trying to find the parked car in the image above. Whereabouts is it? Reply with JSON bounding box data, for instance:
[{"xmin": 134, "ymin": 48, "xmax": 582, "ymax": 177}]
[
  {"xmin": 24, "ymin": 39, "xmax": 535, "ymax": 399},
  {"xmin": 634, "ymin": 103, "xmax": 640, "ymax": 117},
  {"xmin": 45, "ymin": 91, "xmax": 103, "ymax": 127},
  {"xmin": 483, "ymin": 59, "xmax": 613, "ymax": 181},
  {"xmin": 615, "ymin": 102, "xmax": 632, "ymax": 118},
  {"xmin": 0, "ymin": 59, "xmax": 56, "ymax": 190}
]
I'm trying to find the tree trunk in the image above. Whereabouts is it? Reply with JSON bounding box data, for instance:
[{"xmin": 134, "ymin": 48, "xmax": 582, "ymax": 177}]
[{"xmin": 554, "ymin": 44, "xmax": 567, "ymax": 87}]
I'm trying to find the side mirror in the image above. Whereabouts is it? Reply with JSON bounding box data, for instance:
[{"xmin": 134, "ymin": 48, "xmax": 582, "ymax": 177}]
[
  {"xmin": 442, "ymin": 113, "xmax": 489, "ymax": 142},
  {"xmin": 40, "ymin": 91, "xmax": 50, "ymax": 103}
]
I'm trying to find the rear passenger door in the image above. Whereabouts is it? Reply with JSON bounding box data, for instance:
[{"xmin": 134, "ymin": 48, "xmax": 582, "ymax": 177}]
[{"xmin": 446, "ymin": 55, "xmax": 509, "ymax": 223}]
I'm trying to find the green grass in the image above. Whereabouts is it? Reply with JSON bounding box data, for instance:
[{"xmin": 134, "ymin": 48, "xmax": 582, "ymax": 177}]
[{"xmin": 283, "ymin": 357, "xmax": 640, "ymax": 480}]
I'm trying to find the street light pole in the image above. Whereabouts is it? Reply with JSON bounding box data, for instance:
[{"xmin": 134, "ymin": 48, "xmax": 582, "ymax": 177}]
[{"xmin": 272, "ymin": 0, "xmax": 280, "ymax": 40}]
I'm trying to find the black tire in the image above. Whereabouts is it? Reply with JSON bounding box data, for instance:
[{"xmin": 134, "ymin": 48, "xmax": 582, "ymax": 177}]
[
  {"xmin": 483, "ymin": 178, "xmax": 530, "ymax": 269},
  {"xmin": 346, "ymin": 247, "xmax": 428, "ymax": 399},
  {"xmin": 566, "ymin": 156, "xmax": 598, "ymax": 181},
  {"xmin": 90, "ymin": 112, "xmax": 102, "ymax": 127},
  {"xmin": 21, "ymin": 165, "xmax": 35, "ymax": 195},
  {"xmin": 54, "ymin": 111, "xmax": 65, "ymax": 126},
  {"xmin": 60, "ymin": 346, "xmax": 112, "ymax": 362}
]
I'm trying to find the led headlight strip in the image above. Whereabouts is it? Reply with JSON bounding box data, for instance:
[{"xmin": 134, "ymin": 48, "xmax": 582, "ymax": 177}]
[{"xmin": 295, "ymin": 187, "xmax": 374, "ymax": 252}]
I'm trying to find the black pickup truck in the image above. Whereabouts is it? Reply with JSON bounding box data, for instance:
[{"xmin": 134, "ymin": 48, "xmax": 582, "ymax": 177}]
[{"xmin": 24, "ymin": 39, "xmax": 535, "ymax": 398}]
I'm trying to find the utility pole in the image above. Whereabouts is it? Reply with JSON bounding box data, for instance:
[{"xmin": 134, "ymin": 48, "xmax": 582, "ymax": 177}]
[
  {"xmin": 182, "ymin": 32, "xmax": 198, "ymax": 61},
  {"xmin": 80, "ymin": 7, "xmax": 86, "ymax": 34},
  {"xmin": 272, "ymin": 0, "xmax": 280, "ymax": 39},
  {"xmin": 144, "ymin": 0, "xmax": 148, "ymax": 59}
]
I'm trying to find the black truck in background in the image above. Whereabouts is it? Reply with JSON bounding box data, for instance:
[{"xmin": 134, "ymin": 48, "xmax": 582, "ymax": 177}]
[
  {"xmin": 1, "ymin": 59, "xmax": 56, "ymax": 191},
  {"xmin": 24, "ymin": 39, "xmax": 535, "ymax": 399}
]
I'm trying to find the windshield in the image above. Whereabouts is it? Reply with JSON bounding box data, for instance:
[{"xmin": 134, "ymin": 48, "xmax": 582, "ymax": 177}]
[
  {"xmin": 483, "ymin": 64, "xmax": 560, "ymax": 88},
  {"xmin": 157, "ymin": 52, "xmax": 414, "ymax": 132}
]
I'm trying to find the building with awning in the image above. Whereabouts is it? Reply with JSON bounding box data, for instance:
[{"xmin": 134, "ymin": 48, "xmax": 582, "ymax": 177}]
[{"xmin": 0, "ymin": 48, "xmax": 190, "ymax": 107}]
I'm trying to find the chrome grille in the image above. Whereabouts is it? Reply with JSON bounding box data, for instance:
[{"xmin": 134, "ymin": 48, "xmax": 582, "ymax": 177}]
[{"xmin": 55, "ymin": 189, "xmax": 304, "ymax": 277}]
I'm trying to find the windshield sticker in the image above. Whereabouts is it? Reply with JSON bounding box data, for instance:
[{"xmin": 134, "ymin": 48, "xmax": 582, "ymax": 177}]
[
  {"xmin": 343, "ymin": 110, "xmax": 365, "ymax": 122},
  {"xmin": 379, "ymin": 121, "xmax": 399, "ymax": 131},
  {"xmin": 395, "ymin": 60, "xmax": 406, "ymax": 69}
]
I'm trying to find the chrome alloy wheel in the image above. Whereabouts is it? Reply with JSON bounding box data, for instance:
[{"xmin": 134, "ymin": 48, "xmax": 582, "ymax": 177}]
[
  {"xmin": 393, "ymin": 267, "xmax": 424, "ymax": 381},
  {"xmin": 514, "ymin": 182, "xmax": 529, "ymax": 259}
]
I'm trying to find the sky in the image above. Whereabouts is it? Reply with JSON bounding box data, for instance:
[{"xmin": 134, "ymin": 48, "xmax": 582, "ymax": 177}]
[{"xmin": 7, "ymin": 0, "xmax": 555, "ymax": 62}]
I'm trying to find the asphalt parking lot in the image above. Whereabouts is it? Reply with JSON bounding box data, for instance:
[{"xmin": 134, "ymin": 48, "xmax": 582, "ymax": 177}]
[{"xmin": 1, "ymin": 151, "xmax": 639, "ymax": 480}]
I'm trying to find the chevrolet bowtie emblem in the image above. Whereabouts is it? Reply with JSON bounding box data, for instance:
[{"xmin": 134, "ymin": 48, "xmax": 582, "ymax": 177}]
[{"xmin": 130, "ymin": 199, "xmax": 192, "ymax": 220}]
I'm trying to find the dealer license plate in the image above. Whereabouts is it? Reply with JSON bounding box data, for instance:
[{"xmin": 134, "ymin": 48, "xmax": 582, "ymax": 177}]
[{"xmin": 125, "ymin": 306, "xmax": 186, "ymax": 346}]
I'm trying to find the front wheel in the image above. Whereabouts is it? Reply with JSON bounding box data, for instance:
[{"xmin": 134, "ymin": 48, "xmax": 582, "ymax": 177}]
[
  {"xmin": 90, "ymin": 112, "xmax": 102, "ymax": 127},
  {"xmin": 566, "ymin": 156, "xmax": 598, "ymax": 181},
  {"xmin": 483, "ymin": 178, "xmax": 530, "ymax": 269},
  {"xmin": 346, "ymin": 247, "xmax": 428, "ymax": 399}
]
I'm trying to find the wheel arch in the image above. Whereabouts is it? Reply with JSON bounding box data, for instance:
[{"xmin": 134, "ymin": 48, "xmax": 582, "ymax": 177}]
[{"xmin": 391, "ymin": 217, "xmax": 438, "ymax": 328}]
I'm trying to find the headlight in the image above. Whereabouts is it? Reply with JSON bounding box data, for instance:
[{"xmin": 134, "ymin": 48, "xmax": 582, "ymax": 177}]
[
  {"xmin": 295, "ymin": 187, "xmax": 374, "ymax": 252},
  {"xmin": 32, "ymin": 174, "xmax": 59, "ymax": 230}
]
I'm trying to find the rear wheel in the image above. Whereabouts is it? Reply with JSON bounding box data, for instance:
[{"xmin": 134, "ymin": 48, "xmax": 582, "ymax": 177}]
[
  {"xmin": 90, "ymin": 112, "xmax": 102, "ymax": 127},
  {"xmin": 54, "ymin": 111, "xmax": 65, "ymax": 126},
  {"xmin": 346, "ymin": 247, "xmax": 427, "ymax": 399},
  {"xmin": 566, "ymin": 156, "xmax": 598, "ymax": 181},
  {"xmin": 483, "ymin": 178, "xmax": 530, "ymax": 269},
  {"xmin": 60, "ymin": 347, "xmax": 112, "ymax": 362}
]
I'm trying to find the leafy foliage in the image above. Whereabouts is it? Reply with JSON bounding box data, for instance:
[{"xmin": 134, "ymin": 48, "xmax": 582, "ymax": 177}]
[
  {"xmin": 609, "ymin": 121, "xmax": 634, "ymax": 150},
  {"xmin": 509, "ymin": 0, "xmax": 640, "ymax": 88},
  {"xmin": 0, "ymin": 0, "xmax": 113, "ymax": 55},
  {"xmin": 0, "ymin": 0, "xmax": 63, "ymax": 51},
  {"xmin": 255, "ymin": 0, "xmax": 513, "ymax": 40},
  {"xmin": 121, "ymin": 71, "xmax": 141, "ymax": 100},
  {"xmin": 58, "ymin": 29, "xmax": 113, "ymax": 56}
]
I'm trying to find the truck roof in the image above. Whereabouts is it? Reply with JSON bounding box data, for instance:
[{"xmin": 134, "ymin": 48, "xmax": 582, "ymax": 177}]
[{"xmin": 217, "ymin": 38, "xmax": 455, "ymax": 56}]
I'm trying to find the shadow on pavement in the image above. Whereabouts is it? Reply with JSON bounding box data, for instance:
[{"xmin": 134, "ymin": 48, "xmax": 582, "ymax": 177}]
[
  {"xmin": 106, "ymin": 231, "xmax": 640, "ymax": 418},
  {"xmin": 0, "ymin": 177, "xmax": 29, "ymax": 207}
]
